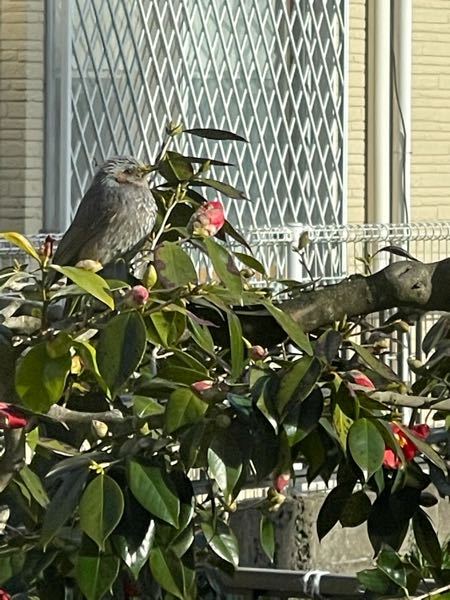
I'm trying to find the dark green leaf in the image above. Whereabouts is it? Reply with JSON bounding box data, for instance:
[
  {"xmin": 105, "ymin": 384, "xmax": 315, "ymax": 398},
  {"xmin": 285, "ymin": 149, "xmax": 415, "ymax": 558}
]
[
  {"xmin": 18, "ymin": 466, "xmax": 49, "ymax": 508},
  {"xmin": 357, "ymin": 569, "xmax": 392, "ymax": 594},
  {"xmin": 348, "ymin": 418, "xmax": 385, "ymax": 479},
  {"xmin": 185, "ymin": 155, "xmax": 234, "ymax": 167},
  {"xmin": 96, "ymin": 311, "xmax": 147, "ymax": 396},
  {"xmin": 165, "ymin": 388, "xmax": 208, "ymax": 434},
  {"xmin": 79, "ymin": 474, "xmax": 124, "ymax": 550},
  {"xmin": 317, "ymin": 484, "xmax": 353, "ymax": 540},
  {"xmin": 227, "ymin": 311, "xmax": 244, "ymax": 380},
  {"xmin": 15, "ymin": 342, "xmax": 71, "ymax": 412},
  {"xmin": 203, "ymin": 237, "xmax": 243, "ymax": 295},
  {"xmin": 207, "ymin": 431, "xmax": 243, "ymax": 500},
  {"xmin": 132, "ymin": 395, "xmax": 164, "ymax": 417},
  {"xmin": 413, "ymin": 508, "xmax": 442, "ymax": 567},
  {"xmin": 201, "ymin": 520, "xmax": 239, "ymax": 566},
  {"xmin": 260, "ymin": 515, "xmax": 275, "ymax": 562},
  {"xmin": 221, "ymin": 221, "xmax": 252, "ymax": 251},
  {"xmin": 234, "ymin": 251, "xmax": 266, "ymax": 275},
  {"xmin": 339, "ymin": 491, "xmax": 372, "ymax": 527},
  {"xmin": 75, "ymin": 538, "xmax": 120, "ymax": 600},
  {"xmin": 40, "ymin": 468, "xmax": 88, "ymax": 549},
  {"xmin": 350, "ymin": 342, "xmax": 399, "ymax": 381},
  {"xmin": 127, "ymin": 461, "xmax": 180, "ymax": 527},
  {"xmin": 50, "ymin": 265, "xmax": 114, "ymax": 309},
  {"xmin": 188, "ymin": 316, "xmax": 215, "ymax": 354},
  {"xmin": 114, "ymin": 520, "xmax": 155, "ymax": 580},
  {"xmin": 148, "ymin": 308, "xmax": 186, "ymax": 348},
  {"xmin": 261, "ymin": 300, "xmax": 312, "ymax": 355},
  {"xmin": 277, "ymin": 356, "xmax": 322, "ymax": 416},
  {"xmin": 184, "ymin": 127, "xmax": 247, "ymax": 142},
  {"xmin": 154, "ymin": 242, "xmax": 198, "ymax": 288},
  {"xmin": 377, "ymin": 548, "xmax": 408, "ymax": 592},
  {"xmin": 149, "ymin": 547, "xmax": 185, "ymax": 600},
  {"xmin": 195, "ymin": 177, "xmax": 247, "ymax": 199},
  {"xmin": 315, "ymin": 330, "xmax": 343, "ymax": 363},
  {"xmin": 159, "ymin": 151, "xmax": 194, "ymax": 182}
]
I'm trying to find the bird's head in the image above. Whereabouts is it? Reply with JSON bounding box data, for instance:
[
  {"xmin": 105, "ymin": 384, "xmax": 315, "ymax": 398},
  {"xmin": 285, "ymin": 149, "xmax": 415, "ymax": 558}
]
[{"xmin": 97, "ymin": 156, "xmax": 153, "ymax": 186}]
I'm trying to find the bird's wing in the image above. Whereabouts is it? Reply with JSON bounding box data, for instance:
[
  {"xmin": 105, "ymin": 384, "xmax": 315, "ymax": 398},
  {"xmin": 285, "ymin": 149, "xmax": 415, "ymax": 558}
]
[{"xmin": 52, "ymin": 183, "xmax": 120, "ymax": 266}]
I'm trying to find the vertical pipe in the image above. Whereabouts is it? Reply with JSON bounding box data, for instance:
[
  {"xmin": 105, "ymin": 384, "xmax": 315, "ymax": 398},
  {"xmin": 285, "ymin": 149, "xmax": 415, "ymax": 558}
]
[
  {"xmin": 59, "ymin": 0, "xmax": 73, "ymax": 232},
  {"xmin": 391, "ymin": 0, "xmax": 412, "ymax": 225},
  {"xmin": 366, "ymin": 0, "xmax": 391, "ymax": 226}
]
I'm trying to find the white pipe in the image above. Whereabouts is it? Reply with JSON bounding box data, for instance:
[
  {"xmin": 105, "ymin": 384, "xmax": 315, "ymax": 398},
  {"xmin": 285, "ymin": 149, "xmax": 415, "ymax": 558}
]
[
  {"xmin": 366, "ymin": 0, "xmax": 391, "ymax": 225},
  {"xmin": 391, "ymin": 0, "xmax": 412, "ymax": 224}
]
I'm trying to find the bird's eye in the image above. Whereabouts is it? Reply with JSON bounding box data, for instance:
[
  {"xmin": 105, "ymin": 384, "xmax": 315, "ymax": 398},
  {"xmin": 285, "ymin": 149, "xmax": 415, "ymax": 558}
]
[{"xmin": 124, "ymin": 168, "xmax": 134, "ymax": 175}]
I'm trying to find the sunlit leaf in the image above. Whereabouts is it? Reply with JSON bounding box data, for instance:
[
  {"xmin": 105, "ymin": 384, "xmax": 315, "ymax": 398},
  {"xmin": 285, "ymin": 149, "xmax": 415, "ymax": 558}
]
[
  {"xmin": 227, "ymin": 311, "xmax": 244, "ymax": 380},
  {"xmin": 154, "ymin": 241, "xmax": 198, "ymax": 288},
  {"xmin": 261, "ymin": 300, "xmax": 312, "ymax": 355},
  {"xmin": 201, "ymin": 519, "xmax": 239, "ymax": 566},
  {"xmin": 1, "ymin": 231, "xmax": 40, "ymax": 263},
  {"xmin": 50, "ymin": 265, "xmax": 114, "ymax": 309},
  {"xmin": 165, "ymin": 388, "xmax": 208, "ymax": 433},
  {"xmin": 348, "ymin": 418, "xmax": 385, "ymax": 479},
  {"xmin": 203, "ymin": 237, "xmax": 242, "ymax": 295}
]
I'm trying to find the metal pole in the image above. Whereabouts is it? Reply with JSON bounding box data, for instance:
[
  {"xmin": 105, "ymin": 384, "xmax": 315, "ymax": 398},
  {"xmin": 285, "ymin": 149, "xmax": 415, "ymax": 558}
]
[{"xmin": 59, "ymin": 0, "xmax": 73, "ymax": 232}]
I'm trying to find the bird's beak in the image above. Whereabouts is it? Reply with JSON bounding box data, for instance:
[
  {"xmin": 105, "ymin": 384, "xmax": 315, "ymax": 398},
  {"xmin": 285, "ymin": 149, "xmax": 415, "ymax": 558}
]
[{"xmin": 140, "ymin": 163, "xmax": 153, "ymax": 176}]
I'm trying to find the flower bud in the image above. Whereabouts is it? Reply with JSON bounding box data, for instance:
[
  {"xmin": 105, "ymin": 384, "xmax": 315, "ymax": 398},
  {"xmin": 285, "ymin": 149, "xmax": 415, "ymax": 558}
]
[
  {"xmin": 40, "ymin": 235, "xmax": 55, "ymax": 260},
  {"xmin": 249, "ymin": 345, "xmax": 268, "ymax": 361},
  {"xmin": 166, "ymin": 121, "xmax": 184, "ymax": 137},
  {"xmin": 347, "ymin": 370, "xmax": 375, "ymax": 390},
  {"xmin": 75, "ymin": 259, "xmax": 103, "ymax": 273},
  {"xmin": 188, "ymin": 201, "xmax": 225, "ymax": 238},
  {"xmin": 125, "ymin": 285, "xmax": 149, "ymax": 307},
  {"xmin": 143, "ymin": 264, "xmax": 158, "ymax": 289},
  {"xmin": 0, "ymin": 589, "xmax": 11, "ymax": 600},
  {"xmin": 0, "ymin": 403, "xmax": 28, "ymax": 429},
  {"xmin": 191, "ymin": 380, "xmax": 213, "ymax": 394},
  {"xmin": 273, "ymin": 472, "xmax": 290, "ymax": 493}
]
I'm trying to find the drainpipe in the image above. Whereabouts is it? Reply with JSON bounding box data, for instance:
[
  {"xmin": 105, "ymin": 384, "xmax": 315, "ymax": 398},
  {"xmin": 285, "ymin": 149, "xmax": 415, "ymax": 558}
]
[
  {"xmin": 391, "ymin": 0, "xmax": 412, "ymax": 224},
  {"xmin": 366, "ymin": 0, "xmax": 391, "ymax": 226}
]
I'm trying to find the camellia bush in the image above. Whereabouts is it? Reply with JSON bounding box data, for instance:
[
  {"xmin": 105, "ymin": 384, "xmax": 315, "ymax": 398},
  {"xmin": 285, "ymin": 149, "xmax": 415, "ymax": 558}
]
[{"xmin": 0, "ymin": 124, "xmax": 449, "ymax": 599}]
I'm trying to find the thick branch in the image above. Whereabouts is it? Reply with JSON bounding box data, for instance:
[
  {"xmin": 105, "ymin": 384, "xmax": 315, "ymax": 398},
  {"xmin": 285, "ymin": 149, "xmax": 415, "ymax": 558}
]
[{"xmin": 370, "ymin": 391, "xmax": 450, "ymax": 412}]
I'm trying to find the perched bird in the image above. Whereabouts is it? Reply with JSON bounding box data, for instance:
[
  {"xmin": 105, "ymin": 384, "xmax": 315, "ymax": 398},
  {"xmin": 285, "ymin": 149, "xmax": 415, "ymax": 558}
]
[{"xmin": 52, "ymin": 156, "xmax": 156, "ymax": 268}]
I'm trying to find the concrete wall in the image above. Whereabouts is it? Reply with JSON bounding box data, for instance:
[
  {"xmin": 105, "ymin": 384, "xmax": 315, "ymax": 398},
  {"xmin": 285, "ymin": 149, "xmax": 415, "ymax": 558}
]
[{"xmin": 0, "ymin": 0, "xmax": 44, "ymax": 234}]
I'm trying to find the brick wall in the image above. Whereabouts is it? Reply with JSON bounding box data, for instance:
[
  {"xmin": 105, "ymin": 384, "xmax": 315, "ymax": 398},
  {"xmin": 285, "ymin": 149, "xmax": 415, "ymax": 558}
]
[
  {"xmin": 411, "ymin": 3, "xmax": 450, "ymax": 221},
  {"xmin": 347, "ymin": 0, "xmax": 366, "ymax": 224},
  {"xmin": 0, "ymin": 0, "xmax": 44, "ymax": 234}
]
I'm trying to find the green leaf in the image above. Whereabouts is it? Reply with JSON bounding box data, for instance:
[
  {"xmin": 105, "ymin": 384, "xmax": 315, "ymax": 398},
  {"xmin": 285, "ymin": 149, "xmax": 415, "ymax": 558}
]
[
  {"xmin": 40, "ymin": 468, "xmax": 89, "ymax": 549},
  {"xmin": 75, "ymin": 538, "xmax": 120, "ymax": 600},
  {"xmin": 195, "ymin": 177, "xmax": 247, "ymax": 200},
  {"xmin": 0, "ymin": 231, "xmax": 41, "ymax": 262},
  {"xmin": 350, "ymin": 342, "xmax": 399, "ymax": 381},
  {"xmin": 79, "ymin": 474, "xmax": 124, "ymax": 550},
  {"xmin": 348, "ymin": 418, "xmax": 385, "ymax": 479},
  {"xmin": 188, "ymin": 317, "xmax": 215, "ymax": 354},
  {"xmin": 165, "ymin": 388, "xmax": 208, "ymax": 434},
  {"xmin": 207, "ymin": 431, "xmax": 243, "ymax": 500},
  {"xmin": 18, "ymin": 466, "xmax": 48, "ymax": 508},
  {"xmin": 50, "ymin": 265, "xmax": 114, "ymax": 310},
  {"xmin": 260, "ymin": 515, "xmax": 275, "ymax": 562},
  {"xmin": 376, "ymin": 548, "xmax": 408, "ymax": 593},
  {"xmin": 184, "ymin": 127, "xmax": 247, "ymax": 142},
  {"xmin": 72, "ymin": 339, "xmax": 107, "ymax": 392},
  {"xmin": 203, "ymin": 237, "xmax": 243, "ymax": 296},
  {"xmin": 261, "ymin": 301, "xmax": 312, "ymax": 355},
  {"xmin": 234, "ymin": 251, "xmax": 266, "ymax": 275},
  {"xmin": 132, "ymin": 395, "xmax": 164, "ymax": 417},
  {"xmin": 413, "ymin": 508, "xmax": 442, "ymax": 567},
  {"xmin": 276, "ymin": 356, "xmax": 322, "ymax": 416},
  {"xmin": 339, "ymin": 491, "xmax": 372, "ymax": 527},
  {"xmin": 221, "ymin": 221, "xmax": 251, "ymax": 251},
  {"xmin": 15, "ymin": 342, "xmax": 71, "ymax": 412},
  {"xmin": 96, "ymin": 311, "xmax": 147, "ymax": 396},
  {"xmin": 317, "ymin": 484, "xmax": 353, "ymax": 540},
  {"xmin": 201, "ymin": 520, "xmax": 239, "ymax": 566},
  {"xmin": 227, "ymin": 311, "xmax": 244, "ymax": 380},
  {"xmin": 357, "ymin": 569, "xmax": 392, "ymax": 594},
  {"xmin": 114, "ymin": 519, "xmax": 155, "ymax": 580},
  {"xmin": 154, "ymin": 242, "xmax": 197, "ymax": 288},
  {"xmin": 159, "ymin": 151, "xmax": 194, "ymax": 182},
  {"xmin": 396, "ymin": 422, "xmax": 448, "ymax": 474},
  {"xmin": 148, "ymin": 309, "xmax": 186, "ymax": 348},
  {"xmin": 127, "ymin": 461, "xmax": 180, "ymax": 527},
  {"xmin": 149, "ymin": 547, "xmax": 185, "ymax": 600}
]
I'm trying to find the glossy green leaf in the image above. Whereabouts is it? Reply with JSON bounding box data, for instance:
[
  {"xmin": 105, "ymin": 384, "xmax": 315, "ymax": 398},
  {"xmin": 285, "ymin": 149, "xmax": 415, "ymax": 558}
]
[
  {"xmin": 1, "ymin": 231, "xmax": 40, "ymax": 262},
  {"xmin": 234, "ymin": 251, "xmax": 266, "ymax": 275},
  {"xmin": 227, "ymin": 311, "xmax": 244, "ymax": 380},
  {"xmin": 114, "ymin": 519, "xmax": 155, "ymax": 580},
  {"xmin": 203, "ymin": 237, "xmax": 243, "ymax": 296},
  {"xmin": 188, "ymin": 316, "xmax": 215, "ymax": 354},
  {"xmin": 132, "ymin": 395, "xmax": 164, "ymax": 417},
  {"xmin": 350, "ymin": 342, "xmax": 398, "ymax": 381},
  {"xmin": 72, "ymin": 339, "xmax": 108, "ymax": 392},
  {"xmin": 184, "ymin": 127, "xmax": 247, "ymax": 142},
  {"xmin": 221, "ymin": 221, "xmax": 251, "ymax": 251},
  {"xmin": 160, "ymin": 151, "xmax": 194, "ymax": 181},
  {"xmin": 277, "ymin": 356, "xmax": 322, "ymax": 416},
  {"xmin": 339, "ymin": 491, "xmax": 372, "ymax": 527},
  {"xmin": 148, "ymin": 309, "xmax": 186, "ymax": 348},
  {"xmin": 260, "ymin": 515, "xmax": 275, "ymax": 562},
  {"xmin": 348, "ymin": 418, "xmax": 385, "ymax": 479},
  {"xmin": 376, "ymin": 548, "xmax": 408, "ymax": 593},
  {"xmin": 207, "ymin": 431, "xmax": 243, "ymax": 500},
  {"xmin": 357, "ymin": 569, "xmax": 392, "ymax": 595},
  {"xmin": 127, "ymin": 461, "xmax": 180, "ymax": 527},
  {"xmin": 15, "ymin": 342, "xmax": 71, "ymax": 411},
  {"xmin": 201, "ymin": 520, "xmax": 239, "ymax": 567},
  {"xmin": 79, "ymin": 474, "xmax": 124, "ymax": 550},
  {"xmin": 261, "ymin": 301, "xmax": 312, "ymax": 355},
  {"xmin": 18, "ymin": 466, "xmax": 48, "ymax": 508},
  {"xmin": 149, "ymin": 547, "xmax": 185, "ymax": 600},
  {"xmin": 75, "ymin": 539, "xmax": 120, "ymax": 600},
  {"xmin": 96, "ymin": 311, "xmax": 147, "ymax": 396},
  {"xmin": 165, "ymin": 388, "xmax": 208, "ymax": 433},
  {"xmin": 40, "ymin": 468, "xmax": 89, "ymax": 549},
  {"xmin": 317, "ymin": 484, "xmax": 353, "ymax": 540},
  {"xmin": 413, "ymin": 508, "xmax": 442, "ymax": 567},
  {"xmin": 196, "ymin": 177, "xmax": 247, "ymax": 199},
  {"xmin": 154, "ymin": 241, "xmax": 197, "ymax": 288},
  {"xmin": 50, "ymin": 265, "xmax": 114, "ymax": 309}
]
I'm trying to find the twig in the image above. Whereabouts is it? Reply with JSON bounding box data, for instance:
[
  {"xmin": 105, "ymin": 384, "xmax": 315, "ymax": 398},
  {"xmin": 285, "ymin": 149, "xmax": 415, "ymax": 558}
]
[{"xmin": 412, "ymin": 583, "xmax": 450, "ymax": 599}]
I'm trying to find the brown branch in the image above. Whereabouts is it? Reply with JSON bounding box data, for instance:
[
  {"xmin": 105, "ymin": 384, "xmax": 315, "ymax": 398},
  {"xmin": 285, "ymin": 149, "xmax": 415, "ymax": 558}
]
[
  {"xmin": 47, "ymin": 405, "xmax": 129, "ymax": 424},
  {"xmin": 370, "ymin": 391, "xmax": 450, "ymax": 412}
]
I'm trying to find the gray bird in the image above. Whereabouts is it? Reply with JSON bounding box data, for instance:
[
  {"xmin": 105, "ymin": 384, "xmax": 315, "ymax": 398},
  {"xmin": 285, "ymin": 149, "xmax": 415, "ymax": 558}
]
[{"xmin": 52, "ymin": 156, "xmax": 156, "ymax": 268}]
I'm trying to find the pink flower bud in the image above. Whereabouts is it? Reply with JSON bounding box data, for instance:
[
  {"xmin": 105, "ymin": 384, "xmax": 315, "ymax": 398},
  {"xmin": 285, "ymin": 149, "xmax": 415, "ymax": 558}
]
[
  {"xmin": 191, "ymin": 380, "xmax": 213, "ymax": 393},
  {"xmin": 0, "ymin": 403, "xmax": 27, "ymax": 429},
  {"xmin": 249, "ymin": 345, "xmax": 268, "ymax": 361},
  {"xmin": 347, "ymin": 370, "xmax": 375, "ymax": 390},
  {"xmin": 125, "ymin": 285, "xmax": 149, "ymax": 307},
  {"xmin": 273, "ymin": 472, "xmax": 290, "ymax": 493},
  {"xmin": 0, "ymin": 589, "xmax": 11, "ymax": 600},
  {"xmin": 188, "ymin": 201, "xmax": 225, "ymax": 237}
]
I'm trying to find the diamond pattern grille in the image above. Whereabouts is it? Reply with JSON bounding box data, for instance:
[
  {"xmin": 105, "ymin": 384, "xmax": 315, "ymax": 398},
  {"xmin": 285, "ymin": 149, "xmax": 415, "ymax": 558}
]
[{"xmin": 51, "ymin": 0, "xmax": 346, "ymax": 235}]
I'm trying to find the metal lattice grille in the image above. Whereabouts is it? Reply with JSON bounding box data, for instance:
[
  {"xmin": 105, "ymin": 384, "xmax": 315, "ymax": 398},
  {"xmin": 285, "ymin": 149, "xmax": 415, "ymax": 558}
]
[{"xmin": 46, "ymin": 0, "xmax": 346, "ymax": 235}]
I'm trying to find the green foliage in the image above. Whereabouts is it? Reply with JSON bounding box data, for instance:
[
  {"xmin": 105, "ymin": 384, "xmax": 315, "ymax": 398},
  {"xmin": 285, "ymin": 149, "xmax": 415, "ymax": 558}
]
[{"xmin": 0, "ymin": 123, "xmax": 449, "ymax": 599}]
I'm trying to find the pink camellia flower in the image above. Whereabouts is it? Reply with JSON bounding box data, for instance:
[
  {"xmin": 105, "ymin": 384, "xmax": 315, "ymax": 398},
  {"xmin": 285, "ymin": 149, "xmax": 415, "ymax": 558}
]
[
  {"xmin": 273, "ymin": 472, "xmax": 290, "ymax": 493},
  {"xmin": 0, "ymin": 589, "xmax": 11, "ymax": 600},
  {"xmin": 188, "ymin": 201, "xmax": 225, "ymax": 237},
  {"xmin": 125, "ymin": 285, "xmax": 149, "ymax": 307},
  {"xmin": 0, "ymin": 403, "xmax": 28, "ymax": 429},
  {"xmin": 191, "ymin": 380, "xmax": 213, "ymax": 394},
  {"xmin": 383, "ymin": 422, "xmax": 430, "ymax": 469},
  {"xmin": 249, "ymin": 345, "xmax": 268, "ymax": 361}
]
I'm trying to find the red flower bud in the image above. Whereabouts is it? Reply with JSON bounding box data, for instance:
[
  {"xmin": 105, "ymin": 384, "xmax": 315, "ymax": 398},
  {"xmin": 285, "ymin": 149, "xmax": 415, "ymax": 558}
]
[
  {"xmin": 273, "ymin": 472, "xmax": 290, "ymax": 493},
  {"xmin": 347, "ymin": 370, "xmax": 375, "ymax": 390},
  {"xmin": 41, "ymin": 235, "xmax": 55, "ymax": 260},
  {"xmin": 191, "ymin": 380, "xmax": 213, "ymax": 393},
  {"xmin": 383, "ymin": 422, "xmax": 430, "ymax": 469},
  {"xmin": 0, "ymin": 403, "xmax": 28, "ymax": 429},
  {"xmin": 125, "ymin": 285, "xmax": 149, "ymax": 307},
  {"xmin": 188, "ymin": 201, "xmax": 225, "ymax": 237},
  {"xmin": 0, "ymin": 588, "xmax": 11, "ymax": 599},
  {"xmin": 249, "ymin": 345, "xmax": 268, "ymax": 361}
]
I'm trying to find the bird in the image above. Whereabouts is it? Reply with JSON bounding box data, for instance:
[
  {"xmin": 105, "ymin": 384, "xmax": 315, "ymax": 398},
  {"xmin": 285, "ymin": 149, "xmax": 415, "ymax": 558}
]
[{"xmin": 52, "ymin": 156, "xmax": 156, "ymax": 269}]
